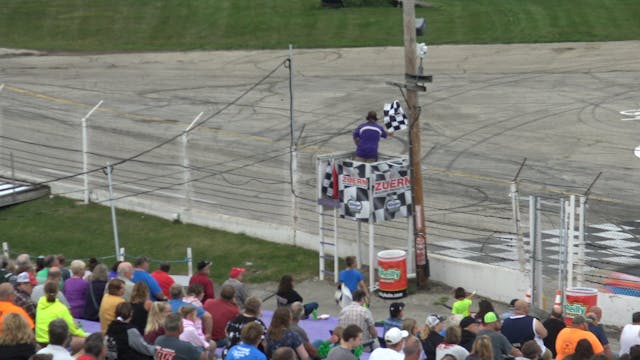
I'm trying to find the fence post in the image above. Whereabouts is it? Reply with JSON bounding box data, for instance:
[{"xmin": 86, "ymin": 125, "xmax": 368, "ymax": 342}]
[
  {"xmin": 81, "ymin": 100, "xmax": 103, "ymax": 204},
  {"xmin": 2, "ymin": 242, "xmax": 9, "ymax": 259},
  {"xmin": 119, "ymin": 247, "xmax": 125, "ymax": 262},
  {"xmin": 187, "ymin": 247, "xmax": 193, "ymax": 277}
]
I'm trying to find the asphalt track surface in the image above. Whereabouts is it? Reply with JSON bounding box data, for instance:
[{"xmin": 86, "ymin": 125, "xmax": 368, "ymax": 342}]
[{"xmin": 1, "ymin": 42, "xmax": 640, "ymax": 289}]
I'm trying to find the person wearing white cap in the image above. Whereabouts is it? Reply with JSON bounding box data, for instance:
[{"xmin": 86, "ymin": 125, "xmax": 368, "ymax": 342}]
[{"xmin": 369, "ymin": 327, "xmax": 409, "ymax": 360}]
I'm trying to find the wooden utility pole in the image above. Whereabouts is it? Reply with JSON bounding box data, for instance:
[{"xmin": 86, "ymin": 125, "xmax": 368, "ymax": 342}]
[{"xmin": 403, "ymin": 0, "xmax": 429, "ymax": 289}]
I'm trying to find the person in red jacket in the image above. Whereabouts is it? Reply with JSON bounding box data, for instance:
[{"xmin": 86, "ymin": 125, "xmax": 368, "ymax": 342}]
[
  {"xmin": 189, "ymin": 260, "xmax": 215, "ymax": 302},
  {"xmin": 151, "ymin": 262, "xmax": 175, "ymax": 299}
]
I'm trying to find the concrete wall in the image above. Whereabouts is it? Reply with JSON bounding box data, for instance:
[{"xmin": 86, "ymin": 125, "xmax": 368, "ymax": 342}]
[{"xmin": 597, "ymin": 292, "xmax": 638, "ymax": 327}]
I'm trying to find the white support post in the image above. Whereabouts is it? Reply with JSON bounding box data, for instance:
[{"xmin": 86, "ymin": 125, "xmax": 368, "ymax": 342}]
[
  {"xmin": 407, "ymin": 215, "xmax": 414, "ymax": 277},
  {"xmin": 187, "ymin": 247, "xmax": 193, "ymax": 277},
  {"xmin": 182, "ymin": 112, "xmax": 203, "ymax": 213},
  {"xmin": 0, "ymin": 84, "xmax": 4, "ymax": 91},
  {"xmin": 106, "ymin": 163, "xmax": 121, "ymax": 261},
  {"xmin": 567, "ymin": 197, "xmax": 575, "ymax": 289},
  {"xmin": 2, "ymin": 242, "xmax": 9, "ymax": 259},
  {"xmin": 357, "ymin": 221, "xmax": 362, "ymax": 269},
  {"xmin": 81, "ymin": 100, "xmax": 103, "ymax": 204},
  {"xmin": 333, "ymin": 207, "xmax": 339, "ymax": 283},
  {"xmin": 512, "ymin": 182, "xmax": 525, "ymax": 272},
  {"xmin": 119, "ymin": 247, "xmax": 125, "ymax": 262},
  {"xmin": 317, "ymin": 159, "xmax": 325, "ymax": 281},
  {"xmin": 289, "ymin": 44, "xmax": 298, "ymax": 246},
  {"xmin": 369, "ymin": 215, "xmax": 375, "ymax": 294},
  {"xmin": 577, "ymin": 195, "xmax": 586, "ymax": 286},
  {"xmin": 534, "ymin": 198, "xmax": 543, "ymax": 308}
]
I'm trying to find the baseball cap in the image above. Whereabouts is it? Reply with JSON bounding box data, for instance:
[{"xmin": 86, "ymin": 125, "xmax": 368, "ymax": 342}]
[
  {"xmin": 384, "ymin": 327, "xmax": 409, "ymax": 345},
  {"xmin": 197, "ymin": 260, "xmax": 212, "ymax": 271},
  {"xmin": 389, "ymin": 302, "xmax": 405, "ymax": 317},
  {"xmin": 483, "ymin": 312, "xmax": 499, "ymax": 324},
  {"xmin": 16, "ymin": 271, "xmax": 37, "ymax": 285},
  {"xmin": 460, "ymin": 316, "xmax": 480, "ymax": 329},
  {"xmin": 229, "ymin": 267, "xmax": 246, "ymax": 278},
  {"xmin": 426, "ymin": 314, "xmax": 446, "ymax": 328}
]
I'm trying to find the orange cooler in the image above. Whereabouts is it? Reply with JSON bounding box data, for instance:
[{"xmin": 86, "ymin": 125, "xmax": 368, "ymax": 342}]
[
  {"xmin": 377, "ymin": 250, "xmax": 407, "ymax": 299},
  {"xmin": 565, "ymin": 287, "xmax": 598, "ymax": 325}
]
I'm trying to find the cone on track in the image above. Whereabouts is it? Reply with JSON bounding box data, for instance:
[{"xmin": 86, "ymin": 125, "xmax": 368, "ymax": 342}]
[
  {"xmin": 524, "ymin": 288, "xmax": 532, "ymax": 304},
  {"xmin": 553, "ymin": 289, "xmax": 562, "ymax": 313}
]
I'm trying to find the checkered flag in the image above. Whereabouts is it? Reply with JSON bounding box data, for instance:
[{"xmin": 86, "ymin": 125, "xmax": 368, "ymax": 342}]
[{"xmin": 383, "ymin": 100, "xmax": 408, "ymax": 133}]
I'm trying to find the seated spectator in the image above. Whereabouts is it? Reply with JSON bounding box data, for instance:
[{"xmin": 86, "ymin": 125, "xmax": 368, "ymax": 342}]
[
  {"xmin": 276, "ymin": 274, "xmax": 318, "ymax": 318},
  {"xmin": 144, "ymin": 301, "xmax": 172, "ymax": 344},
  {"xmin": 151, "ymin": 262, "xmax": 175, "ymax": 299},
  {"xmin": 82, "ymin": 264, "xmax": 108, "ymax": 321},
  {"xmin": 168, "ymin": 284, "xmax": 213, "ymax": 342},
  {"xmin": 474, "ymin": 300, "xmax": 495, "ymax": 322},
  {"xmin": 290, "ymin": 302, "xmax": 320, "ymax": 359},
  {"xmin": 467, "ymin": 335, "xmax": 494, "ymax": 360},
  {"xmin": 0, "ymin": 283, "xmax": 34, "ymax": 336},
  {"xmin": 105, "ymin": 302, "xmax": 156, "ymax": 360},
  {"xmin": 183, "ymin": 283, "xmax": 205, "ymax": 308},
  {"xmin": 99, "ymin": 278, "xmax": 125, "ymax": 334},
  {"xmin": 204, "ymin": 284, "xmax": 240, "ymax": 347},
  {"xmin": 326, "ymin": 324, "xmax": 363, "ymax": 360},
  {"xmin": 130, "ymin": 282, "xmax": 153, "ymax": 335},
  {"xmin": 83, "ymin": 257, "xmax": 100, "ymax": 280},
  {"xmin": 0, "ymin": 312, "xmax": 36, "ymax": 360},
  {"xmin": 273, "ymin": 347, "xmax": 298, "ymax": 360},
  {"xmin": 266, "ymin": 307, "xmax": 310, "ymax": 360},
  {"xmin": 316, "ymin": 326, "xmax": 343, "ymax": 359},
  {"xmin": 555, "ymin": 315, "xmax": 603, "ymax": 360},
  {"xmin": 179, "ymin": 306, "xmax": 216, "ymax": 359},
  {"xmin": 225, "ymin": 296, "xmax": 268, "ymax": 354},
  {"xmin": 35, "ymin": 282, "xmax": 86, "ymax": 350},
  {"xmin": 62, "ymin": 260, "xmax": 89, "ymax": 318},
  {"xmin": 436, "ymin": 325, "xmax": 469, "ymax": 360},
  {"xmin": 460, "ymin": 316, "xmax": 481, "ymax": 352},
  {"xmin": 383, "ymin": 302, "xmax": 405, "ymax": 335},
  {"xmin": 404, "ymin": 336, "xmax": 422, "ymax": 360},
  {"xmin": 402, "ymin": 318, "xmax": 419, "ymax": 336},
  {"xmin": 519, "ymin": 340, "xmax": 542, "ymax": 360},
  {"xmin": 225, "ymin": 321, "xmax": 267, "ymax": 360},
  {"xmin": 370, "ymin": 327, "xmax": 409, "ymax": 360},
  {"xmin": 132, "ymin": 256, "xmax": 167, "ymax": 301},
  {"xmin": 31, "ymin": 267, "xmax": 69, "ymax": 307},
  {"xmin": 565, "ymin": 339, "xmax": 594, "ymax": 360},
  {"xmin": 113, "ymin": 261, "xmax": 135, "ymax": 301},
  {"xmin": 542, "ymin": 307, "xmax": 565, "ymax": 358},
  {"xmin": 36, "ymin": 255, "xmax": 59, "ymax": 285},
  {"xmin": 12, "ymin": 272, "xmax": 37, "ymax": 322},
  {"xmin": 57, "ymin": 255, "xmax": 71, "ymax": 283},
  {"xmin": 155, "ymin": 312, "xmax": 206, "ymax": 360},
  {"xmin": 108, "ymin": 260, "xmax": 122, "ymax": 280},
  {"xmin": 36, "ymin": 319, "xmax": 74, "ymax": 360},
  {"xmin": 76, "ymin": 332, "xmax": 106, "ymax": 360}
]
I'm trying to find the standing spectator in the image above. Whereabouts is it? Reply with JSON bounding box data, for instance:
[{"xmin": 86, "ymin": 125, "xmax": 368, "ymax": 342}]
[
  {"xmin": 467, "ymin": 335, "xmax": 494, "ymax": 360},
  {"xmin": 370, "ymin": 327, "xmax": 408, "ymax": 360},
  {"xmin": 352, "ymin": 111, "xmax": 391, "ymax": 162},
  {"xmin": 76, "ymin": 333, "xmax": 106, "ymax": 360},
  {"xmin": 460, "ymin": 316, "xmax": 481, "ymax": 352},
  {"xmin": 266, "ymin": 307, "xmax": 310, "ymax": 360},
  {"xmin": 326, "ymin": 324, "xmax": 363, "ymax": 360},
  {"xmin": 474, "ymin": 300, "xmax": 495, "ymax": 322},
  {"xmin": 276, "ymin": 274, "xmax": 318, "ymax": 318},
  {"xmin": 62, "ymin": 259, "xmax": 89, "ymax": 318},
  {"xmin": 108, "ymin": 261, "xmax": 123, "ymax": 280},
  {"xmin": 0, "ymin": 283, "xmax": 34, "ymax": 336},
  {"xmin": 586, "ymin": 308, "xmax": 613, "ymax": 359},
  {"xmin": 151, "ymin": 262, "xmax": 175, "ymax": 299},
  {"xmin": 36, "ymin": 319, "xmax": 74, "ymax": 360},
  {"xmin": 31, "ymin": 267, "xmax": 69, "ymax": 307},
  {"xmin": 144, "ymin": 301, "xmax": 172, "ymax": 344},
  {"xmin": 338, "ymin": 257, "xmax": 367, "ymax": 299},
  {"xmin": 568, "ymin": 339, "xmax": 595, "ymax": 360},
  {"xmin": 83, "ymin": 257, "xmax": 100, "ymax": 280},
  {"xmin": 168, "ymin": 284, "xmax": 213, "ymax": 343},
  {"xmin": 189, "ymin": 260, "xmax": 215, "ymax": 302},
  {"xmin": 130, "ymin": 282, "xmax": 153, "ymax": 335},
  {"xmin": 477, "ymin": 312, "xmax": 522, "ymax": 360},
  {"xmin": 114, "ymin": 261, "xmax": 135, "ymax": 301},
  {"xmin": 222, "ymin": 267, "xmax": 249, "ymax": 308},
  {"xmin": 12, "ymin": 272, "xmax": 37, "ymax": 321},
  {"xmin": 420, "ymin": 314, "xmax": 446, "ymax": 360},
  {"xmin": 36, "ymin": 255, "xmax": 59, "ymax": 285},
  {"xmin": 11, "ymin": 254, "xmax": 34, "ymax": 285},
  {"xmin": 83, "ymin": 264, "xmax": 108, "ymax": 321},
  {"xmin": 435, "ymin": 325, "xmax": 469, "ymax": 360},
  {"xmin": 338, "ymin": 289, "xmax": 377, "ymax": 350},
  {"xmin": 155, "ymin": 313, "xmax": 206, "ymax": 360},
  {"xmin": 0, "ymin": 312, "xmax": 36, "ymax": 360},
  {"xmin": 99, "ymin": 278, "xmax": 125, "ymax": 334},
  {"xmin": 542, "ymin": 307, "xmax": 565, "ymax": 358},
  {"xmin": 500, "ymin": 299, "xmax": 519, "ymax": 320},
  {"xmin": 105, "ymin": 302, "xmax": 156, "ymax": 360},
  {"xmin": 383, "ymin": 302, "xmax": 405, "ymax": 335},
  {"xmin": 520, "ymin": 340, "xmax": 542, "ymax": 360},
  {"xmin": 290, "ymin": 302, "xmax": 319, "ymax": 359},
  {"xmin": 225, "ymin": 322, "xmax": 267, "ymax": 360},
  {"xmin": 204, "ymin": 284, "xmax": 240, "ymax": 347},
  {"xmin": 501, "ymin": 300, "xmax": 549, "ymax": 359},
  {"xmin": 452, "ymin": 287, "xmax": 474, "ymax": 317},
  {"xmin": 620, "ymin": 312, "xmax": 640, "ymax": 357},
  {"xmin": 225, "ymin": 296, "xmax": 268, "ymax": 354},
  {"xmin": 554, "ymin": 315, "xmax": 603, "ymax": 360},
  {"xmin": 131, "ymin": 256, "xmax": 166, "ymax": 301},
  {"xmin": 57, "ymin": 255, "xmax": 71, "ymax": 283},
  {"xmin": 35, "ymin": 282, "xmax": 86, "ymax": 348}
]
